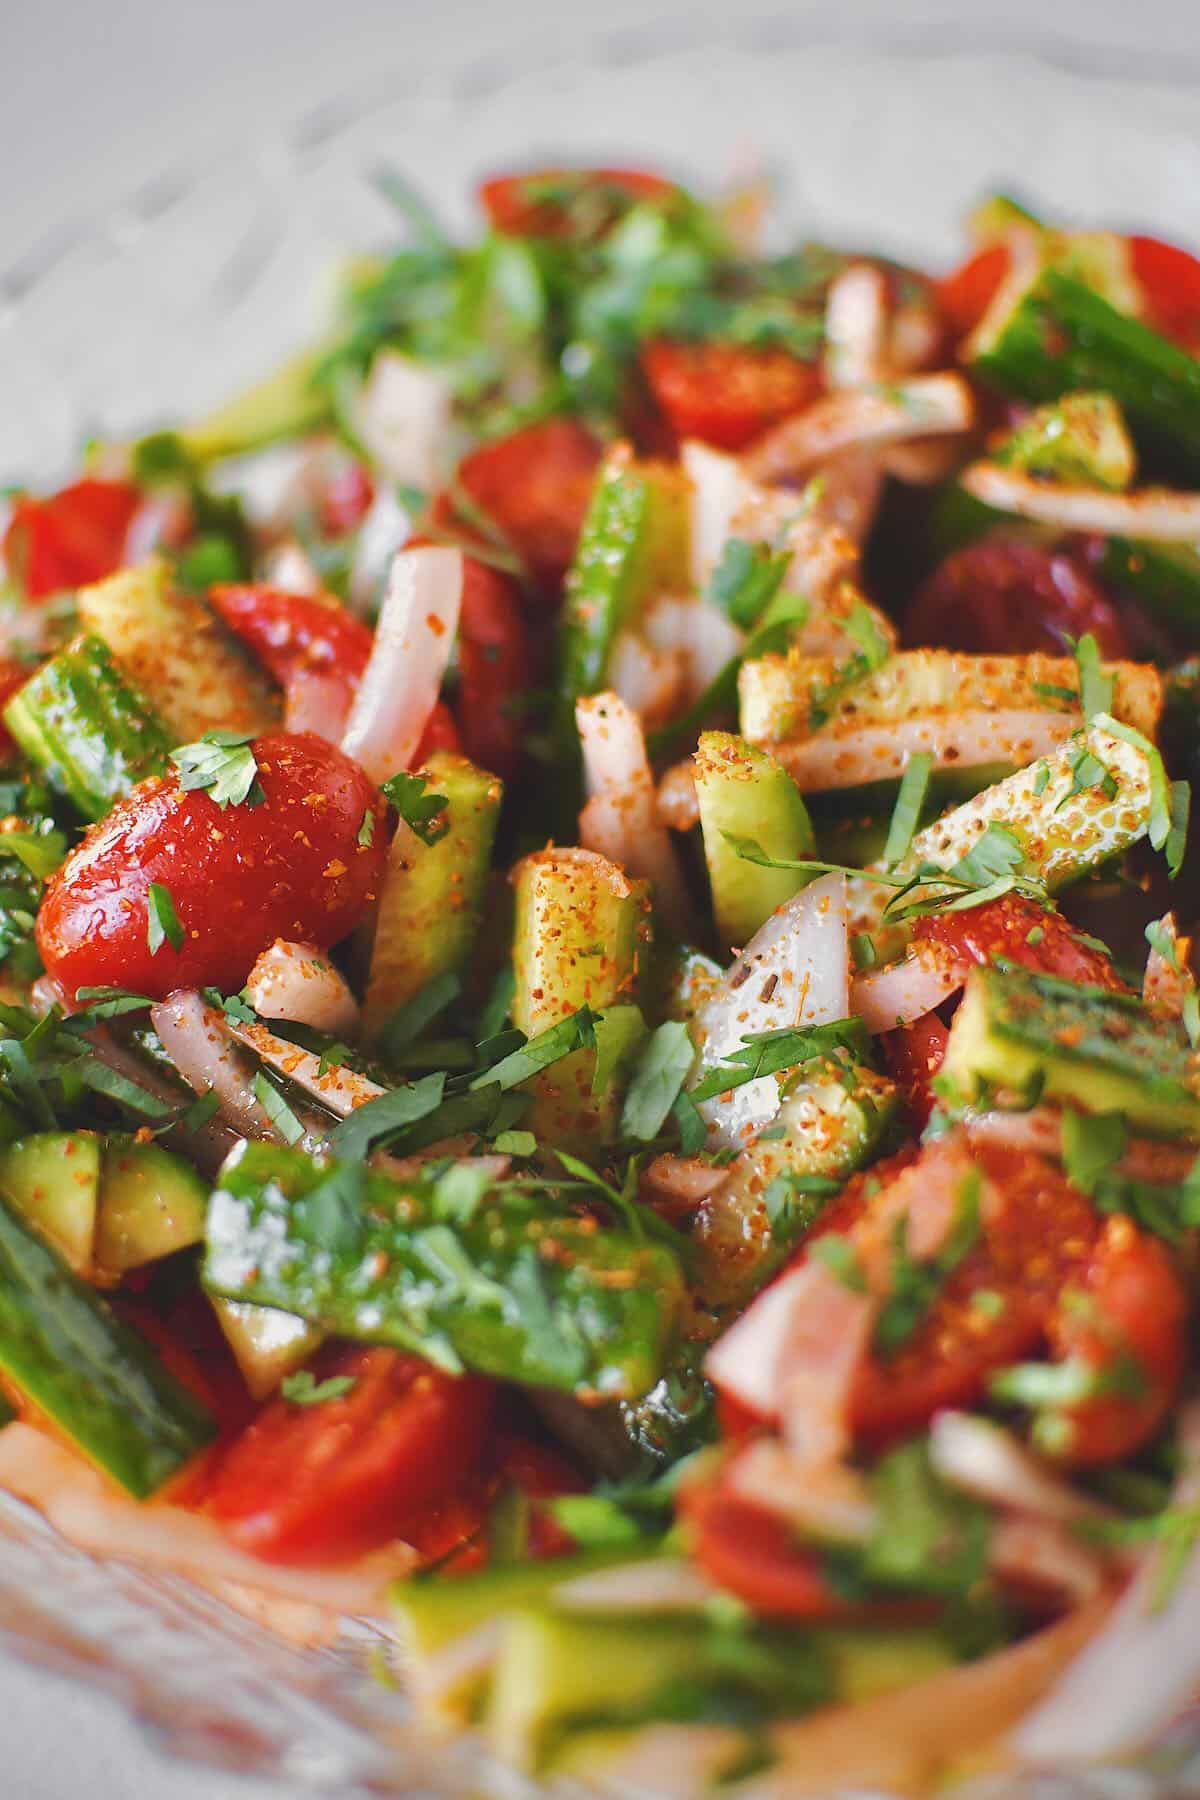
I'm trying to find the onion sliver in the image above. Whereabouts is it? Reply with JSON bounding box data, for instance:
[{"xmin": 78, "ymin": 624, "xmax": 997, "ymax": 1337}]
[
  {"xmin": 851, "ymin": 943, "xmax": 965, "ymax": 1033},
  {"xmin": 577, "ymin": 692, "xmax": 692, "ymax": 934},
  {"xmin": 244, "ymin": 940, "xmax": 361, "ymax": 1036},
  {"xmin": 963, "ymin": 460, "xmax": 1200, "ymax": 542},
  {"xmin": 774, "ymin": 706, "xmax": 1078, "ymax": 792},
  {"xmin": 745, "ymin": 373, "xmax": 975, "ymax": 482},
  {"xmin": 341, "ymin": 545, "xmax": 463, "ymax": 783}
]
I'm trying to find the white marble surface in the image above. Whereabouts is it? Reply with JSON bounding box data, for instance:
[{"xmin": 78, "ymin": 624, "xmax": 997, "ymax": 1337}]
[{"xmin": 0, "ymin": 2, "xmax": 1197, "ymax": 1794}]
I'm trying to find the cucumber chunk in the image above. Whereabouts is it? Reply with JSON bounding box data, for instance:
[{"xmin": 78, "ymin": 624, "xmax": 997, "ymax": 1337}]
[
  {"xmin": 94, "ymin": 1139, "xmax": 208, "ymax": 1275},
  {"xmin": 694, "ymin": 730, "xmax": 815, "ymax": 949},
  {"xmin": 0, "ymin": 1131, "xmax": 101, "ymax": 1276}
]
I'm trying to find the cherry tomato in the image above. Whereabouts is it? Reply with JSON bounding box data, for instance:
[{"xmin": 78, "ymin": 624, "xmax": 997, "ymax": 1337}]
[
  {"xmin": 849, "ymin": 1144, "xmax": 1101, "ymax": 1446},
  {"xmin": 479, "ymin": 167, "xmax": 677, "ymax": 241},
  {"xmin": 452, "ymin": 417, "xmax": 603, "ymax": 593},
  {"xmin": 37, "ymin": 730, "xmax": 387, "ymax": 1000},
  {"xmin": 679, "ymin": 1483, "xmax": 854, "ymax": 1619},
  {"xmin": 640, "ymin": 340, "xmax": 822, "ymax": 452},
  {"xmin": 879, "ymin": 1012, "xmax": 950, "ymax": 1131},
  {"xmin": 495, "ymin": 1434, "xmax": 585, "ymax": 1559},
  {"xmin": 937, "ymin": 243, "xmax": 1010, "ymax": 341},
  {"xmin": 906, "ymin": 538, "xmax": 1132, "ymax": 658},
  {"xmin": 113, "ymin": 1286, "xmax": 254, "ymax": 1449},
  {"xmin": 317, "ymin": 459, "xmax": 375, "ymax": 537},
  {"xmin": 1130, "ymin": 236, "xmax": 1200, "ymax": 354},
  {"xmin": 414, "ymin": 699, "xmax": 462, "ymax": 763},
  {"xmin": 913, "ymin": 893, "xmax": 1128, "ymax": 992},
  {"xmin": 1044, "ymin": 1217, "xmax": 1188, "ymax": 1467},
  {"xmin": 206, "ymin": 1347, "xmax": 495, "ymax": 1565},
  {"xmin": 3, "ymin": 479, "xmax": 141, "ymax": 601},
  {"xmin": 211, "ymin": 584, "xmax": 372, "ymax": 693}
]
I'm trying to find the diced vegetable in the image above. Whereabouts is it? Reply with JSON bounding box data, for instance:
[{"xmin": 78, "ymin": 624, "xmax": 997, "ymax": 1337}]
[
  {"xmin": 94, "ymin": 1138, "xmax": 209, "ymax": 1275},
  {"xmin": 0, "ymin": 1131, "xmax": 102, "ymax": 1277},
  {"xmin": 693, "ymin": 731, "xmax": 815, "ymax": 949},
  {"xmin": 4, "ymin": 634, "xmax": 171, "ymax": 819},
  {"xmin": 994, "ymin": 391, "xmax": 1136, "ymax": 490},
  {"xmin": 204, "ymin": 1141, "xmax": 684, "ymax": 1400}
]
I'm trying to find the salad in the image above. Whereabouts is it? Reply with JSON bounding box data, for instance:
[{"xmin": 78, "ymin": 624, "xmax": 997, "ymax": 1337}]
[{"xmin": 1, "ymin": 164, "xmax": 1200, "ymax": 1793}]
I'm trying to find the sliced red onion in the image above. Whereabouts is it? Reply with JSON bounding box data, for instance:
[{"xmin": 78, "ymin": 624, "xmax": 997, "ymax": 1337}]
[
  {"xmin": 261, "ymin": 540, "xmax": 322, "ymax": 596},
  {"xmin": 883, "ymin": 436, "xmax": 965, "ymax": 485},
  {"xmin": 340, "ymin": 544, "xmax": 463, "ymax": 783},
  {"xmin": 283, "ymin": 668, "xmax": 354, "ymax": 741},
  {"xmin": 681, "ymin": 439, "xmax": 764, "ymax": 588},
  {"xmin": 773, "ymin": 707, "xmax": 1078, "ymax": 791},
  {"xmin": 989, "ymin": 1516, "xmax": 1110, "ymax": 1608},
  {"xmin": 80, "ymin": 1020, "xmax": 242, "ymax": 1177},
  {"xmin": 929, "ymin": 1412, "xmax": 1113, "ymax": 1529},
  {"xmin": 851, "ymin": 942, "xmax": 966, "ymax": 1033},
  {"xmin": 655, "ymin": 759, "xmax": 700, "ymax": 832},
  {"xmin": 692, "ymin": 873, "xmax": 848, "ymax": 1148},
  {"xmin": 150, "ymin": 991, "xmax": 305, "ymax": 1144},
  {"xmin": 642, "ymin": 593, "xmax": 743, "ymax": 696},
  {"xmin": 745, "ymin": 373, "xmax": 975, "ymax": 482},
  {"xmin": 1013, "ymin": 1401, "xmax": 1200, "ymax": 1762},
  {"xmin": 963, "ymin": 460, "xmax": 1200, "ymax": 542},
  {"xmin": 244, "ymin": 940, "xmax": 361, "ymax": 1036},
  {"xmin": 639, "ymin": 1154, "xmax": 728, "ymax": 1209},
  {"xmin": 824, "ymin": 263, "xmax": 889, "ymax": 388},
  {"xmin": 555, "ymin": 1559, "xmax": 721, "ymax": 1613},
  {"xmin": 224, "ymin": 1015, "xmax": 386, "ymax": 1120},
  {"xmin": 351, "ymin": 349, "xmax": 453, "ymax": 491},
  {"xmin": 1143, "ymin": 911, "xmax": 1195, "ymax": 1017},
  {"xmin": 727, "ymin": 1438, "xmax": 878, "ymax": 1543},
  {"xmin": 577, "ymin": 692, "xmax": 693, "ymax": 935},
  {"xmin": 348, "ymin": 483, "xmax": 416, "ymax": 613},
  {"xmin": 606, "ymin": 627, "xmax": 688, "ymax": 724}
]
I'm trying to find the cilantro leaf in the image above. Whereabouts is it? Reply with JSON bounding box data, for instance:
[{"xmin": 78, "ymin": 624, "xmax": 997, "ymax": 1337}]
[
  {"xmin": 883, "ymin": 751, "xmax": 933, "ymax": 867},
  {"xmin": 621, "ymin": 1020, "xmax": 696, "ymax": 1142},
  {"xmin": 874, "ymin": 1170, "xmax": 981, "ymax": 1356},
  {"xmin": 326, "ymin": 1070, "xmax": 448, "ymax": 1159},
  {"xmin": 705, "ymin": 537, "xmax": 790, "ymax": 629},
  {"xmin": 280, "ymin": 1371, "xmax": 357, "ymax": 1407},
  {"xmin": 1095, "ymin": 713, "xmax": 1190, "ymax": 879},
  {"xmin": 689, "ymin": 1018, "xmax": 869, "ymax": 1105},
  {"xmin": 170, "ymin": 730, "xmax": 264, "ymax": 809},
  {"xmin": 1145, "ymin": 918, "xmax": 1181, "ymax": 972},
  {"xmin": 1061, "ymin": 1109, "xmax": 1128, "ymax": 1197},
  {"xmin": 382, "ymin": 770, "xmax": 450, "ymax": 845},
  {"xmin": 253, "ymin": 1071, "xmax": 306, "ymax": 1146},
  {"xmin": 72, "ymin": 987, "xmax": 154, "ymax": 1019},
  {"xmin": 1073, "ymin": 632, "xmax": 1113, "ymax": 721},
  {"xmin": 146, "ymin": 883, "xmax": 184, "ymax": 955},
  {"xmin": 377, "ymin": 970, "xmax": 462, "ymax": 1059},
  {"xmin": 469, "ymin": 1007, "xmax": 599, "ymax": 1093}
]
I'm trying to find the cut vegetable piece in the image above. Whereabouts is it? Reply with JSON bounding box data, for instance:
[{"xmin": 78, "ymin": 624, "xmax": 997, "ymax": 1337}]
[
  {"xmin": 0, "ymin": 1191, "xmax": 213, "ymax": 1495},
  {"xmin": 165, "ymin": 345, "xmax": 332, "ymax": 463},
  {"xmin": 740, "ymin": 648, "xmax": 1160, "ymax": 748},
  {"xmin": 692, "ymin": 873, "xmax": 849, "ymax": 1149},
  {"xmin": 845, "ymin": 722, "xmax": 1157, "ymax": 949},
  {"xmin": 693, "ymin": 731, "xmax": 815, "ymax": 949},
  {"xmin": 77, "ymin": 560, "xmax": 279, "ymax": 742},
  {"xmin": 363, "ymin": 752, "xmax": 502, "ymax": 1042},
  {"xmin": 510, "ymin": 847, "xmax": 651, "ymax": 1141},
  {"xmin": 695, "ymin": 1057, "xmax": 899, "ymax": 1301},
  {"xmin": 3, "ymin": 634, "xmax": 171, "ymax": 820},
  {"xmin": 744, "ymin": 374, "xmax": 975, "ymax": 483},
  {"xmin": 352, "ymin": 350, "xmax": 453, "ymax": 490},
  {"xmin": 994, "ymin": 391, "xmax": 1136, "ymax": 490},
  {"xmin": 961, "ymin": 461, "xmax": 1200, "ymax": 542},
  {"xmin": 204, "ymin": 1141, "xmax": 683, "ymax": 1401},
  {"xmin": 244, "ymin": 941, "xmax": 360, "ymax": 1037},
  {"xmin": 968, "ymin": 267, "xmax": 1200, "ymax": 478},
  {"xmin": 576, "ymin": 693, "xmax": 692, "ymax": 936},
  {"xmin": 0, "ymin": 1131, "xmax": 101, "ymax": 1277},
  {"xmin": 94, "ymin": 1138, "xmax": 208, "ymax": 1275},
  {"xmin": 340, "ymin": 546, "xmax": 464, "ymax": 784},
  {"xmin": 211, "ymin": 1298, "xmax": 323, "ymax": 1403},
  {"xmin": 941, "ymin": 963, "xmax": 1200, "ymax": 1138}
]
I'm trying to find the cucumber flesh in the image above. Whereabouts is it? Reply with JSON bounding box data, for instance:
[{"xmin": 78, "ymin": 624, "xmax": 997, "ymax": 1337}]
[
  {"xmin": 210, "ymin": 1297, "xmax": 322, "ymax": 1401},
  {"xmin": 94, "ymin": 1139, "xmax": 209, "ymax": 1275},
  {"xmin": 0, "ymin": 1132, "xmax": 101, "ymax": 1277},
  {"xmin": 0, "ymin": 1190, "xmax": 213, "ymax": 1496},
  {"xmin": 694, "ymin": 731, "xmax": 815, "ymax": 950}
]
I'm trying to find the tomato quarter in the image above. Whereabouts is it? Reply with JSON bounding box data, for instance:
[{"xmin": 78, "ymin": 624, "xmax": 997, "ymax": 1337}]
[{"xmin": 641, "ymin": 339, "xmax": 822, "ymax": 452}]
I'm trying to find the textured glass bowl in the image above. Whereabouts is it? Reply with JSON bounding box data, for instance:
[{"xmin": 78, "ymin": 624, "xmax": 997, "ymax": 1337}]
[{"xmin": 1, "ymin": 18, "xmax": 1199, "ymax": 1795}]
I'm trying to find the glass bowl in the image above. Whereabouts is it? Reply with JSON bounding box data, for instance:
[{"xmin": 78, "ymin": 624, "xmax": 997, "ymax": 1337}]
[{"xmin": 1, "ymin": 18, "xmax": 1199, "ymax": 1796}]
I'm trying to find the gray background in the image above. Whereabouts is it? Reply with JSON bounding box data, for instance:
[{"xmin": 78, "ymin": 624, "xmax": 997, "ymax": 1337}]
[{"xmin": 0, "ymin": 1, "xmax": 1196, "ymax": 1794}]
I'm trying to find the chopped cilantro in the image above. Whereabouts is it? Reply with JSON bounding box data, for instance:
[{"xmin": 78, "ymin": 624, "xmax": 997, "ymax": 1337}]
[
  {"xmin": 705, "ymin": 537, "xmax": 790, "ymax": 630},
  {"xmin": 620, "ymin": 1020, "xmax": 695, "ymax": 1142},
  {"xmin": 253, "ymin": 1071, "xmax": 306, "ymax": 1146},
  {"xmin": 811, "ymin": 1234, "xmax": 868, "ymax": 1293},
  {"xmin": 280, "ymin": 1371, "xmax": 357, "ymax": 1407},
  {"xmin": 1073, "ymin": 632, "xmax": 1114, "ymax": 721},
  {"xmin": 146, "ymin": 883, "xmax": 184, "ymax": 955},
  {"xmin": 689, "ymin": 1018, "xmax": 868, "ymax": 1104},
  {"xmin": 382, "ymin": 770, "xmax": 450, "ymax": 845},
  {"xmin": 170, "ymin": 730, "xmax": 264, "ymax": 809},
  {"xmin": 874, "ymin": 1170, "xmax": 981, "ymax": 1356},
  {"xmin": 883, "ymin": 751, "xmax": 933, "ymax": 867},
  {"xmin": 357, "ymin": 807, "xmax": 376, "ymax": 848}
]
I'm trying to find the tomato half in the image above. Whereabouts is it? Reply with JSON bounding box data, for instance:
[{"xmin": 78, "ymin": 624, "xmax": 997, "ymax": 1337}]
[
  {"xmin": 3, "ymin": 479, "xmax": 141, "ymax": 601},
  {"xmin": 937, "ymin": 244, "xmax": 1010, "ymax": 341},
  {"xmin": 206, "ymin": 1347, "xmax": 495, "ymax": 1565},
  {"xmin": 210, "ymin": 585, "xmax": 373, "ymax": 695},
  {"xmin": 906, "ymin": 538, "xmax": 1132, "ymax": 658},
  {"xmin": 913, "ymin": 893, "xmax": 1127, "ymax": 992},
  {"xmin": 641, "ymin": 340, "xmax": 822, "ymax": 452},
  {"xmin": 1130, "ymin": 236, "xmax": 1200, "ymax": 354},
  {"xmin": 879, "ymin": 1012, "xmax": 950, "ymax": 1132},
  {"xmin": 679, "ymin": 1483, "xmax": 854, "ymax": 1619},
  {"xmin": 453, "ymin": 417, "xmax": 603, "ymax": 592},
  {"xmin": 36, "ymin": 730, "xmax": 387, "ymax": 999},
  {"xmin": 1044, "ymin": 1218, "xmax": 1188, "ymax": 1467},
  {"xmin": 479, "ymin": 167, "xmax": 677, "ymax": 241},
  {"xmin": 414, "ymin": 699, "xmax": 462, "ymax": 762}
]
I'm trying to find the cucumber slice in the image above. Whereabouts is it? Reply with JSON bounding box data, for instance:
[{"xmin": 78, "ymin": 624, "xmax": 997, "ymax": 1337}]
[
  {"xmin": 1101, "ymin": 537, "xmax": 1200, "ymax": 634},
  {"xmin": 94, "ymin": 1139, "xmax": 208, "ymax": 1275},
  {"xmin": 170, "ymin": 345, "xmax": 332, "ymax": 464},
  {"xmin": 942, "ymin": 963, "xmax": 1200, "ymax": 1139},
  {"xmin": 363, "ymin": 752, "xmax": 503, "ymax": 1044},
  {"xmin": 693, "ymin": 730, "xmax": 814, "ymax": 949},
  {"xmin": 210, "ymin": 1297, "xmax": 322, "ymax": 1401},
  {"xmin": 77, "ymin": 558, "xmax": 279, "ymax": 744},
  {"xmin": 0, "ymin": 1131, "xmax": 101, "ymax": 1276},
  {"xmin": 995, "ymin": 391, "xmax": 1135, "ymax": 490},
  {"xmin": 3, "ymin": 634, "xmax": 171, "ymax": 819},
  {"xmin": 0, "ymin": 1190, "xmax": 214, "ymax": 1495}
]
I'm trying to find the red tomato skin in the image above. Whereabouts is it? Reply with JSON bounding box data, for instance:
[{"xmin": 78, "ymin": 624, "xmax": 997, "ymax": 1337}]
[
  {"xmin": 879, "ymin": 1012, "xmax": 950, "ymax": 1131},
  {"xmin": 3, "ymin": 480, "xmax": 140, "ymax": 600},
  {"xmin": 453, "ymin": 418, "xmax": 603, "ymax": 592},
  {"xmin": 679, "ymin": 1483, "xmax": 852, "ymax": 1619},
  {"xmin": 1047, "ymin": 1218, "xmax": 1189, "ymax": 1468},
  {"xmin": 210, "ymin": 585, "xmax": 373, "ymax": 692},
  {"xmin": 1130, "ymin": 236, "xmax": 1200, "ymax": 354},
  {"xmin": 913, "ymin": 894, "xmax": 1128, "ymax": 992},
  {"xmin": 317, "ymin": 460, "xmax": 375, "ymax": 537},
  {"xmin": 207, "ymin": 1347, "xmax": 495, "ymax": 1565},
  {"xmin": 453, "ymin": 558, "xmax": 530, "ymax": 778},
  {"xmin": 641, "ymin": 340, "xmax": 822, "ymax": 452},
  {"xmin": 906, "ymin": 538, "xmax": 1132, "ymax": 659},
  {"xmin": 479, "ymin": 168, "xmax": 675, "ymax": 240},
  {"xmin": 36, "ymin": 731, "xmax": 388, "ymax": 1000},
  {"xmin": 937, "ymin": 244, "xmax": 1010, "ymax": 340},
  {"xmin": 413, "ymin": 700, "xmax": 462, "ymax": 763}
]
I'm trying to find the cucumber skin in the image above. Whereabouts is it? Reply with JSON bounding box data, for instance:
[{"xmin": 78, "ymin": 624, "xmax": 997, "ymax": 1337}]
[
  {"xmin": 693, "ymin": 731, "xmax": 815, "ymax": 950},
  {"xmin": 4, "ymin": 634, "xmax": 170, "ymax": 820},
  {"xmin": 0, "ymin": 1190, "xmax": 214, "ymax": 1496},
  {"xmin": 972, "ymin": 270, "xmax": 1200, "ymax": 478},
  {"xmin": 1101, "ymin": 538, "xmax": 1200, "ymax": 633},
  {"xmin": 204, "ymin": 1141, "xmax": 684, "ymax": 1401}
]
